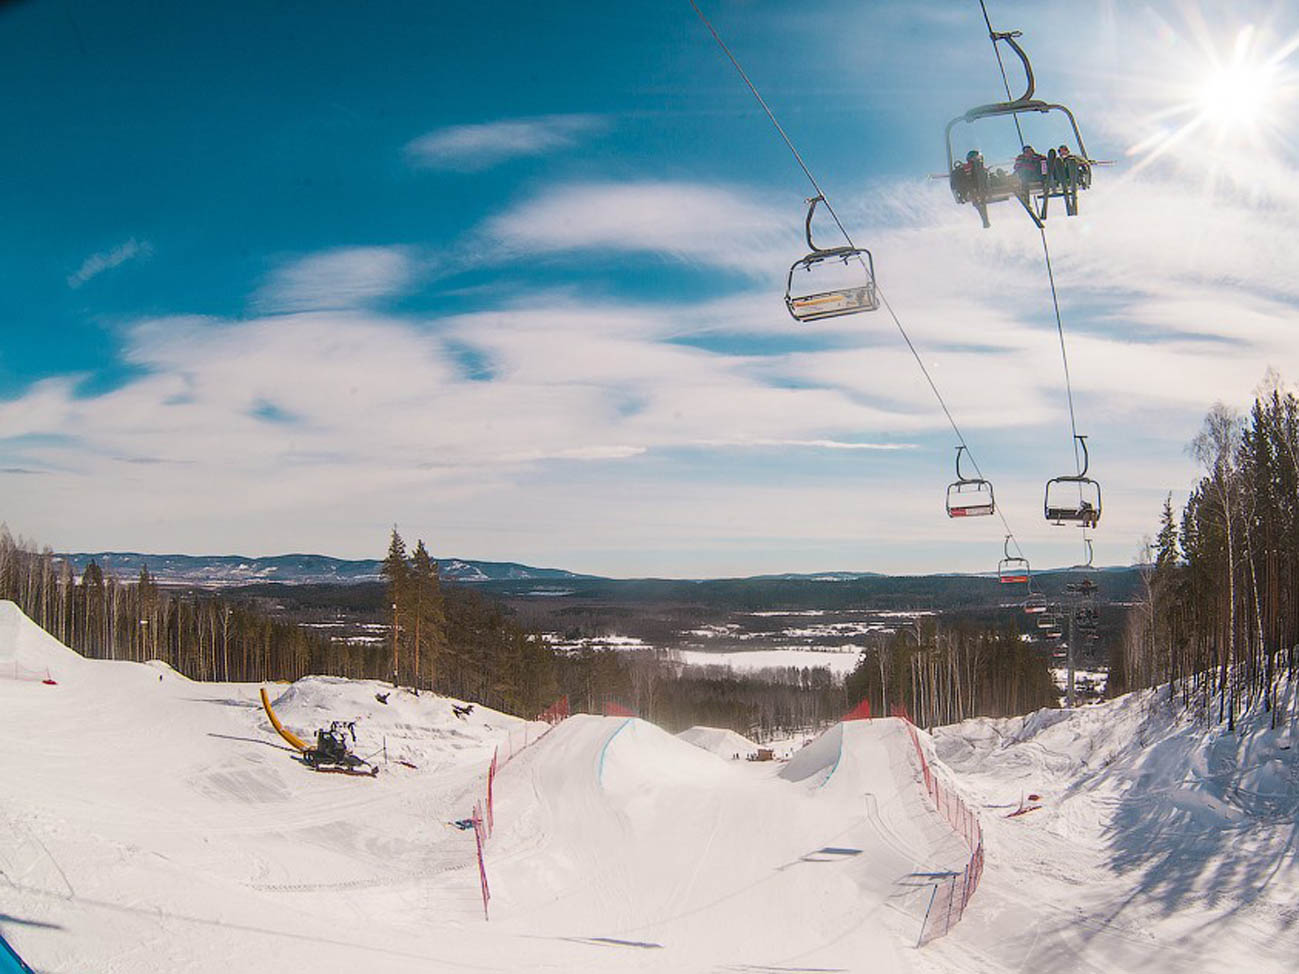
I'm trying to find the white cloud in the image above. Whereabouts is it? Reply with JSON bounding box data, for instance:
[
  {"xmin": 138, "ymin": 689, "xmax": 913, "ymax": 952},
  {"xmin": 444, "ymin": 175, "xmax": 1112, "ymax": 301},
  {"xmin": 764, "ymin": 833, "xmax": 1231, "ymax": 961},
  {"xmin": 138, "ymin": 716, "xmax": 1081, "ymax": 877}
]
[
  {"xmin": 480, "ymin": 180, "xmax": 798, "ymax": 274},
  {"xmin": 254, "ymin": 246, "xmax": 417, "ymax": 313},
  {"xmin": 68, "ymin": 238, "xmax": 151, "ymax": 288},
  {"xmin": 404, "ymin": 114, "xmax": 602, "ymax": 170}
]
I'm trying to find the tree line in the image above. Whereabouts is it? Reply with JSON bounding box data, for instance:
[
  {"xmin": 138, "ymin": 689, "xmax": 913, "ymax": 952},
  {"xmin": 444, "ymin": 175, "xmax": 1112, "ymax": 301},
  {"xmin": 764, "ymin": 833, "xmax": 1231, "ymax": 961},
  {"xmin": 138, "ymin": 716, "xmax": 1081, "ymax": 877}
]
[
  {"xmin": 2, "ymin": 521, "xmax": 1062, "ymax": 735},
  {"xmin": 841, "ymin": 618, "xmax": 1059, "ymax": 729},
  {"xmin": 0, "ymin": 527, "xmax": 335, "ymax": 682},
  {"xmin": 1113, "ymin": 381, "xmax": 1299, "ymax": 730}
]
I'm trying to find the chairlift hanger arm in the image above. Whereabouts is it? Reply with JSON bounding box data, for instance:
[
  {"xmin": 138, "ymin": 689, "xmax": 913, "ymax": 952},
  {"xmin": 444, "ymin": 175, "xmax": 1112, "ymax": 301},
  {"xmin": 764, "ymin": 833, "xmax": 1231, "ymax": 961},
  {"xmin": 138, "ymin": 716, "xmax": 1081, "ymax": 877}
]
[
  {"xmin": 804, "ymin": 195, "xmax": 830, "ymax": 253},
  {"xmin": 955, "ymin": 444, "xmax": 972, "ymax": 482},
  {"xmin": 1075, "ymin": 434, "xmax": 1090, "ymax": 478},
  {"xmin": 990, "ymin": 30, "xmax": 1036, "ymax": 103}
]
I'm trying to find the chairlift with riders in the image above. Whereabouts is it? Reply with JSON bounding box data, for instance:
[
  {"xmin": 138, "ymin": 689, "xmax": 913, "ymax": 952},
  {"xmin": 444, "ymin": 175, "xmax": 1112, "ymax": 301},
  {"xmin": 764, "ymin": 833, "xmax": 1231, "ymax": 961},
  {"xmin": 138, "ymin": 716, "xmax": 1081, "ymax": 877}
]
[
  {"xmin": 785, "ymin": 195, "xmax": 880, "ymax": 322},
  {"xmin": 944, "ymin": 30, "xmax": 1093, "ymax": 229},
  {"xmin": 946, "ymin": 445, "xmax": 995, "ymax": 518},
  {"xmin": 1045, "ymin": 435, "xmax": 1101, "ymax": 528}
]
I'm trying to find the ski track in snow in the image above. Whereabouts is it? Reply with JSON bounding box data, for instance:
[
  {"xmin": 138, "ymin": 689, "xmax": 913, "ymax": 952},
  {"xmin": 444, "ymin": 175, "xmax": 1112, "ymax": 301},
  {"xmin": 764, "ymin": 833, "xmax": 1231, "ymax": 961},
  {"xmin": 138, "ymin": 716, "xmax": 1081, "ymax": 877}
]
[{"xmin": 3, "ymin": 600, "xmax": 1299, "ymax": 972}]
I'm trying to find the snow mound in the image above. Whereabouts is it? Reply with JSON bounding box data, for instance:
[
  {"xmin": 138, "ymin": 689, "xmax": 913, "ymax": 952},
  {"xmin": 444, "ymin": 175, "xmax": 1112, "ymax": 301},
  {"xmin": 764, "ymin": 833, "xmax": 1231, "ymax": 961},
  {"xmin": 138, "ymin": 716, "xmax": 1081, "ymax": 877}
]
[
  {"xmin": 676, "ymin": 724, "xmax": 760, "ymax": 758},
  {"xmin": 266, "ymin": 676, "xmax": 541, "ymax": 770},
  {"xmin": 780, "ymin": 721, "xmax": 844, "ymax": 785},
  {"xmin": 601, "ymin": 717, "xmax": 729, "ymax": 795},
  {"xmin": 0, "ymin": 599, "xmax": 84, "ymax": 678}
]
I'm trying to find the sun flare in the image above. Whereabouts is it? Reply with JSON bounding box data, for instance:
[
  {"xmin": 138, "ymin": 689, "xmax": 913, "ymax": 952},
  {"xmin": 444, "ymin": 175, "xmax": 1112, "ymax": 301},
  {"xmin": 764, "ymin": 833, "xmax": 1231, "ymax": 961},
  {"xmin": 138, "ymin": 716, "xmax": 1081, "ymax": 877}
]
[
  {"xmin": 1126, "ymin": 18, "xmax": 1299, "ymax": 182},
  {"xmin": 1193, "ymin": 26, "xmax": 1279, "ymax": 137},
  {"xmin": 1195, "ymin": 60, "xmax": 1274, "ymax": 133}
]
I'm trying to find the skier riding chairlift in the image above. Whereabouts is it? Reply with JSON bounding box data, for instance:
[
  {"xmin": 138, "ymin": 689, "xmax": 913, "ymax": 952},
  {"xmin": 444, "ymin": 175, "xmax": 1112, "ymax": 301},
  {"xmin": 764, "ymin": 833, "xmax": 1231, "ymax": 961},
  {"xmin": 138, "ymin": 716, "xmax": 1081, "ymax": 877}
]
[
  {"xmin": 1045, "ymin": 435, "xmax": 1102, "ymax": 528},
  {"xmin": 943, "ymin": 29, "xmax": 1093, "ymax": 228}
]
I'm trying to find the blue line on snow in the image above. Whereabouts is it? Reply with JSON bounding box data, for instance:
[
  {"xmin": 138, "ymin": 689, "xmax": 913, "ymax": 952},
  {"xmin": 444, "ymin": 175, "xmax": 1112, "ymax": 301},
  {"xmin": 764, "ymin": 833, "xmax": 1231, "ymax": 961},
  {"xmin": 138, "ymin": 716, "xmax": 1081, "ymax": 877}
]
[
  {"xmin": 596, "ymin": 718, "xmax": 635, "ymax": 784},
  {"xmin": 819, "ymin": 739, "xmax": 843, "ymax": 789},
  {"xmin": 0, "ymin": 932, "xmax": 35, "ymax": 974}
]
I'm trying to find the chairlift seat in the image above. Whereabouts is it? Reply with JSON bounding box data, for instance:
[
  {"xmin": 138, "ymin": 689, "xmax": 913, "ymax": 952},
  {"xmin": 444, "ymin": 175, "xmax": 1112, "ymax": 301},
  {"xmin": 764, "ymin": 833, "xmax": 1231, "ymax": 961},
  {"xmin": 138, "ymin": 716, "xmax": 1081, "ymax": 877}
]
[
  {"xmin": 785, "ymin": 197, "xmax": 879, "ymax": 323},
  {"xmin": 1045, "ymin": 436, "xmax": 1102, "ymax": 527},
  {"xmin": 947, "ymin": 445, "xmax": 996, "ymax": 518},
  {"xmin": 998, "ymin": 558, "xmax": 1030, "ymax": 584},
  {"xmin": 942, "ymin": 30, "xmax": 1092, "ymax": 228},
  {"xmin": 786, "ymin": 275, "xmax": 879, "ymax": 322}
]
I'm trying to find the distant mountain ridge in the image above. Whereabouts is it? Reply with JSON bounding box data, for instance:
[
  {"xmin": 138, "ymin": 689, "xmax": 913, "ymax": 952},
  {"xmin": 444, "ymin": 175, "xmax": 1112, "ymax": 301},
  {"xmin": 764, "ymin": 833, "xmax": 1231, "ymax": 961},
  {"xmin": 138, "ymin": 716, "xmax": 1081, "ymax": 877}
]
[
  {"xmin": 59, "ymin": 552, "xmax": 595, "ymax": 586},
  {"xmin": 59, "ymin": 551, "xmax": 1136, "ymax": 590}
]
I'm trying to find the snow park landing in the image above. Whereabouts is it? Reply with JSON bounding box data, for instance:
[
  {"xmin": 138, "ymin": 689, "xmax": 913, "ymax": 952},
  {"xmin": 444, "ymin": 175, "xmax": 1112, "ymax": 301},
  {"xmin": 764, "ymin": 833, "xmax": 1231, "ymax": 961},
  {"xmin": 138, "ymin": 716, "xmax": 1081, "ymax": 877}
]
[{"xmin": 3, "ymin": 597, "xmax": 1299, "ymax": 972}]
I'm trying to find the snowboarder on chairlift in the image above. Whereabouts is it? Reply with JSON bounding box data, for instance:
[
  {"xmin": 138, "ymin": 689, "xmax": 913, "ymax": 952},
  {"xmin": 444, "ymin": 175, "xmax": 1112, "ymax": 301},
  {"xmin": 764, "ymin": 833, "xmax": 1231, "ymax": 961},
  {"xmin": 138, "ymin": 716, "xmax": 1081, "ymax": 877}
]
[
  {"xmin": 1057, "ymin": 144, "xmax": 1088, "ymax": 186},
  {"xmin": 952, "ymin": 149, "xmax": 992, "ymax": 227},
  {"xmin": 1014, "ymin": 144, "xmax": 1046, "ymax": 194}
]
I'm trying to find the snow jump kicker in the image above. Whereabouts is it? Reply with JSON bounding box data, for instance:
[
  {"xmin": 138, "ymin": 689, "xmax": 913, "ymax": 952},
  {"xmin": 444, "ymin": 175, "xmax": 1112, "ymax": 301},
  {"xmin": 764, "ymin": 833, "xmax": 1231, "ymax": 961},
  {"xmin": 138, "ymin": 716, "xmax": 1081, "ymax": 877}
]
[{"xmin": 259, "ymin": 687, "xmax": 379, "ymax": 777}]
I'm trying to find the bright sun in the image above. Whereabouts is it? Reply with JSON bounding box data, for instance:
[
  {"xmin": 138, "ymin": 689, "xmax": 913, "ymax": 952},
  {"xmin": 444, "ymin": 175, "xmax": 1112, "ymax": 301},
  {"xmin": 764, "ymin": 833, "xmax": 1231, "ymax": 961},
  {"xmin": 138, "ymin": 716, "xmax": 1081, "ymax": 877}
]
[
  {"xmin": 1127, "ymin": 20, "xmax": 1298, "ymax": 177},
  {"xmin": 1194, "ymin": 28, "xmax": 1277, "ymax": 136}
]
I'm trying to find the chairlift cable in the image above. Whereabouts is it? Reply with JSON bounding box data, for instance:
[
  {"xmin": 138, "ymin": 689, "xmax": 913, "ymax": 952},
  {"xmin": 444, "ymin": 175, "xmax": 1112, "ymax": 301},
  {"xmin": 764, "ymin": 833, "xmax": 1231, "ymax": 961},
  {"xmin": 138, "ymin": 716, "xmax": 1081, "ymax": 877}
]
[
  {"xmin": 978, "ymin": 0, "xmax": 1092, "ymax": 559},
  {"xmin": 977, "ymin": 0, "xmax": 1027, "ymax": 147},
  {"xmin": 686, "ymin": 0, "xmax": 1029, "ymax": 560}
]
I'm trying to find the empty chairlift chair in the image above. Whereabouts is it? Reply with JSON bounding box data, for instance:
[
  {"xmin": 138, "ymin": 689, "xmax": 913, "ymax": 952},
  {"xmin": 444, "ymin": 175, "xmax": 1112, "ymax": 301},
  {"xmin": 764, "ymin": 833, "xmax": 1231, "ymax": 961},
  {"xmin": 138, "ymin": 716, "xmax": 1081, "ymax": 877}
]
[
  {"xmin": 946, "ymin": 445, "xmax": 995, "ymax": 518},
  {"xmin": 1045, "ymin": 435, "xmax": 1102, "ymax": 528},
  {"xmin": 944, "ymin": 30, "xmax": 1093, "ymax": 229},
  {"xmin": 785, "ymin": 195, "xmax": 880, "ymax": 322},
  {"xmin": 1024, "ymin": 592, "xmax": 1048, "ymax": 615},
  {"xmin": 998, "ymin": 536, "xmax": 1030, "ymax": 585}
]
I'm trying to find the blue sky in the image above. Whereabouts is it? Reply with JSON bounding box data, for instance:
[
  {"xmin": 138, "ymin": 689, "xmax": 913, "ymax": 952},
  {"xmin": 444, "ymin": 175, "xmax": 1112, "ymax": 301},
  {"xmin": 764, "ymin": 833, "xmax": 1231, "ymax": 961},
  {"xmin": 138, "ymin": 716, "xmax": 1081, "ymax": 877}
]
[{"xmin": 3, "ymin": 0, "xmax": 1299, "ymax": 577}]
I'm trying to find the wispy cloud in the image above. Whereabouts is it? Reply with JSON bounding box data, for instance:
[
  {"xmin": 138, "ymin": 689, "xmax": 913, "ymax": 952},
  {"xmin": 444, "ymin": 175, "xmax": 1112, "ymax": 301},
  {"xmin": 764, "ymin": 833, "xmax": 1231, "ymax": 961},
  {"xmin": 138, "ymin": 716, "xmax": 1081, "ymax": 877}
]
[
  {"xmin": 482, "ymin": 180, "xmax": 797, "ymax": 274},
  {"xmin": 254, "ymin": 246, "xmax": 417, "ymax": 313},
  {"xmin": 68, "ymin": 238, "xmax": 151, "ymax": 289},
  {"xmin": 404, "ymin": 114, "xmax": 602, "ymax": 170}
]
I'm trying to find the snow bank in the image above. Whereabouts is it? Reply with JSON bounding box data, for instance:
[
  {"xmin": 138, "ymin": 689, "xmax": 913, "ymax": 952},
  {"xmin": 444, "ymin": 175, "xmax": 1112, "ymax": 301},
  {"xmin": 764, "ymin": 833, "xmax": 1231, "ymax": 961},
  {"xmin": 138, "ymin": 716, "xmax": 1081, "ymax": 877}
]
[
  {"xmin": 924, "ymin": 686, "xmax": 1299, "ymax": 972},
  {"xmin": 0, "ymin": 599, "xmax": 85, "ymax": 677}
]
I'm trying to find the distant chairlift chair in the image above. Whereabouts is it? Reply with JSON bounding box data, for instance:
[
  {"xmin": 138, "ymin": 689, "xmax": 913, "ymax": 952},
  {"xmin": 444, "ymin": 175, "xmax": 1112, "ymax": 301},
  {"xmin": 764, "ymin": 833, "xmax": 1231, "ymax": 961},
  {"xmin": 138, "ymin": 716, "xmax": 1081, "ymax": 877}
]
[
  {"xmin": 785, "ymin": 195, "xmax": 880, "ymax": 322},
  {"xmin": 1045, "ymin": 435, "xmax": 1102, "ymax": 528},
  {"xmin": 998, "ymin": 536, "xmax": 1030, "ymax": 585},
  {"xmin": 946, "ymin": 445, "xmax": 996, "ymax": 518}
]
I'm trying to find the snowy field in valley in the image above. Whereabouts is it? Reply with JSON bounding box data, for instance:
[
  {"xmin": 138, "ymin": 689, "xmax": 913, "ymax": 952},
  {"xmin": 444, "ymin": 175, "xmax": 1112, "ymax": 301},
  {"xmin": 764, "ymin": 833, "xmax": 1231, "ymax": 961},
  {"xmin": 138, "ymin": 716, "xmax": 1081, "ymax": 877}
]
[
  {"xmin": 677, "ymin": 646, "xmax": 864, "ymax": 676},
  {"xmin": 3, "ymin": 599, "xmax": 1298, "ymax": 973}
]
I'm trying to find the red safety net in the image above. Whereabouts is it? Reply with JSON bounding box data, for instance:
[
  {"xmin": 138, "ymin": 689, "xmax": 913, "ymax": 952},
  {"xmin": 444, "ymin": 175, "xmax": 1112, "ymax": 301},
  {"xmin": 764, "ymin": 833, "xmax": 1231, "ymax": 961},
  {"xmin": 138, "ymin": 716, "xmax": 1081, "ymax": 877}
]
[
  {"xmin": 898, "ymin": 716, "xmax": 984, "ymax": 946},
  {"xmin": 842, "ymin": 698, "xmax": 872, "ymax": 721},
  {"xmin": 602, "ymin": 700, "xmax": 637, "ymax": 718},
  {"xmin": 535, "ymin": 695, "xmax": 570, "ymax": 724}
]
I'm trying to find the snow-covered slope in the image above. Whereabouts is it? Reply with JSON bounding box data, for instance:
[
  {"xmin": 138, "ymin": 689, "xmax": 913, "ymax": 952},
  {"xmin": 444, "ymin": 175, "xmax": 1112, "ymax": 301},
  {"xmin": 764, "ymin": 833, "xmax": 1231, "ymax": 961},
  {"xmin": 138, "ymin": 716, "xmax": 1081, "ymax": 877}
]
[
  {"xmin": 18, "ymin": 597, "xmax": 1297, "ymax": 973},
  {"xmin": 923, "ymin": 688, "xmax": 1299, "ymax": 973},
  {"xmin": 675, "ymin": 724, "xmax": 760, "ymax": 758},
  {"xmin": 0, "ymin": 601, "xmax": 976, "ymax": 973}
]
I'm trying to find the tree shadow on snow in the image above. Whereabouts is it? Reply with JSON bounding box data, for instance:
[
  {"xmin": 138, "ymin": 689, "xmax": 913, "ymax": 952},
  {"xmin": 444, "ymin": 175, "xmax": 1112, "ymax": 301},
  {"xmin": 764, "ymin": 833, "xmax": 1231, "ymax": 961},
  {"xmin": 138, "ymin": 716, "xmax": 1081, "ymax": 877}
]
[{"xmin": 1086, "ymin": 699, "xmax": 1299, "ymax": 946}]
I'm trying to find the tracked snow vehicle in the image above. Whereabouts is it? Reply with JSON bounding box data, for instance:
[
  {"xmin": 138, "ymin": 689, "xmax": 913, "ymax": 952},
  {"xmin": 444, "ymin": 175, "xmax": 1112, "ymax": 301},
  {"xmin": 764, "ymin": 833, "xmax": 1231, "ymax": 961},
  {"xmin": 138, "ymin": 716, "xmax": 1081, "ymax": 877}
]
[
  {"xmin": 259, "ymin": 687, "xmax": 379, "ymax": 777},
  {"xmin": 304, "ymin": 721, "xmax": 379, "ymax": 776}
]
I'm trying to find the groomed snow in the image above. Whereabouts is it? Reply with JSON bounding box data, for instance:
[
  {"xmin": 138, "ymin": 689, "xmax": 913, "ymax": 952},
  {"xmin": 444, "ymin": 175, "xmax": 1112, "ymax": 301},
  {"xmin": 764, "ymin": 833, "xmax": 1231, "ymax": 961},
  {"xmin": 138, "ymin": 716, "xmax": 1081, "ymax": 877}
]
[
  {"xmin": 0, "ymin": 601, "xmax": 971, "ymax": 973},
  {"xmin": 924, "ymin": 687, "xmax": 1299, "ymax": 973},
  {"xmin": 7, "ymin": 598, "xmax": 1297, "ymax": 972}
]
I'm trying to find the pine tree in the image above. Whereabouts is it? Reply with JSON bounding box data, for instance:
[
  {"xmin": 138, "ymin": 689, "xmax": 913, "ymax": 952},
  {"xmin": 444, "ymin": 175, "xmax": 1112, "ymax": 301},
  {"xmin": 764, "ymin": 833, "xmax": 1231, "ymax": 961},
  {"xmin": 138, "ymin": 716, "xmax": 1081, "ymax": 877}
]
[
  {"xmin": 381, "ymin": 527, "xmax": 410, "ymax": 687},
  {"xmin": 408, "ymin": 540, "xmax": 446, "ymax": 694}
]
